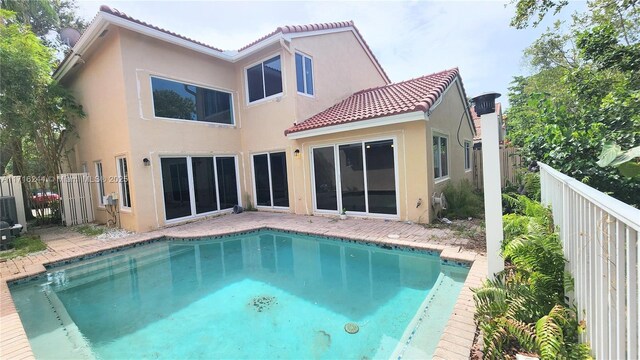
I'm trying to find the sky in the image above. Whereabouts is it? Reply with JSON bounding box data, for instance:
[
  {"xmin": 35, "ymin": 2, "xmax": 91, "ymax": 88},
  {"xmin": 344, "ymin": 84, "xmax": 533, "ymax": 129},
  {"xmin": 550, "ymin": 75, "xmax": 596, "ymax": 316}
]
[{"xmin": 76, "ymin": 0, "xmax": 587, "ymax": 109}]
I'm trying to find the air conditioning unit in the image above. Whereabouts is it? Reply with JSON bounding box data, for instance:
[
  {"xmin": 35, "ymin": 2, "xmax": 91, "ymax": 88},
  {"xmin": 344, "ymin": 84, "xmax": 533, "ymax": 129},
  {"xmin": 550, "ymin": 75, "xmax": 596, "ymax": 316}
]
[{"xmin": 0, "ymin": 196, "xmax": 18, "ymax": 225}]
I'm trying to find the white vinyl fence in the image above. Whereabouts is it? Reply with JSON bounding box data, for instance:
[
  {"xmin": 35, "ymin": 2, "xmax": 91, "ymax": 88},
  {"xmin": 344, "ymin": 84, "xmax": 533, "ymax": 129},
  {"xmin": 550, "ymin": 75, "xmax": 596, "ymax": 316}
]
[
  {"xmin": 539, "ymin": 162, "xmax": 639, "ymax": 359},
  {"xmin": 0, "ymin": 176, "xmax": 27, "ymax": 231},
  {"xmin": 58, "ymin": 173, "xmax": 95, "ymax": 226}
]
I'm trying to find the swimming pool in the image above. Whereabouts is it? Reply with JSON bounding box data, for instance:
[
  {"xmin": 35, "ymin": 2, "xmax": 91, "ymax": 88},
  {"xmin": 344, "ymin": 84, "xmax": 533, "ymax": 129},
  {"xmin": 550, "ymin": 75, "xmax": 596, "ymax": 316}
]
[{"xmin": 10, "ymin": 229, "xmax": 469, "ymax": 359}]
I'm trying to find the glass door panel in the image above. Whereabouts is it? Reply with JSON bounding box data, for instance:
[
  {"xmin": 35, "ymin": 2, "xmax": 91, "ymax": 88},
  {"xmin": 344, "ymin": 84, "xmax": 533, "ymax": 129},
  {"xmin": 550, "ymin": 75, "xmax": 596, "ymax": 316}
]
[
  {"xmin": 161, "ymin": 158, "xmax": 191, "ymax": 220},
  {"xmin": 365, "ymin": 140, "xmax": 397, "ymax": 214},
  {"xmin": 338, "ymin": 143, "xmax": 366, "ymax": 212},
  {"xmin": 253, "ymin": 154, "xmax": 271, "ymax": 206},
  {"xmin": 191, "ymin": 157, "xmax": 217, "ymax": 214},
  {"xmin": 216, "ymin": 157, "xmax": 239, "ymax": 210},
  {"xmin": 313, "ymin": 147, "xmax": 338, "ymax": 211},
  {"xmin": 269, "ymin": 152, "xmax": 289, "ymax": 207}
]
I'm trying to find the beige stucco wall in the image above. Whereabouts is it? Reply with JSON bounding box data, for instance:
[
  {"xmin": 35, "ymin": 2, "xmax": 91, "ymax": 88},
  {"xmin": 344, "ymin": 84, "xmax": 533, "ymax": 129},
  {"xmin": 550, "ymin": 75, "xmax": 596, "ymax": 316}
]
[
  {"xmin": 118, "ymin": 28, "xmax": 244, "ymax": 232},
  {"xmin": 63, "ymin": 28, "xmax": 135, "ymax": 229},
  {"xmin": 290, "ymin": 121, "xmax": 430, "ymax": 222},
  {"xmin": 291, "ymin": 31, "xmax": 388, "ymax": 121},
  {"xmin": 427, "ymin": 80, "xmax": 475, "ymax": 217},
  {"xmin": 65, "ymin": 24, "xmax": 473, "ymax": 232}
]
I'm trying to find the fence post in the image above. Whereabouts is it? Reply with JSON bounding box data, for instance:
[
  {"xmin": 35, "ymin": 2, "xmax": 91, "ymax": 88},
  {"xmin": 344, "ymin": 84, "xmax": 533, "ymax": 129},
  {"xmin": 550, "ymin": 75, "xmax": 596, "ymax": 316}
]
[{"xmin": 480, "ymin": 111, "xmax": 505, "ymax": 278}]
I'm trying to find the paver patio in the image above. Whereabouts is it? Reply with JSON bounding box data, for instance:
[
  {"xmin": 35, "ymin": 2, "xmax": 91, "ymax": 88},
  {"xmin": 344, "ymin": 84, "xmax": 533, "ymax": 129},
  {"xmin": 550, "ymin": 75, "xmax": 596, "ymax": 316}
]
[{"xmin": 0, "ymin": 212, "xmax": 486, "ymax": 359}]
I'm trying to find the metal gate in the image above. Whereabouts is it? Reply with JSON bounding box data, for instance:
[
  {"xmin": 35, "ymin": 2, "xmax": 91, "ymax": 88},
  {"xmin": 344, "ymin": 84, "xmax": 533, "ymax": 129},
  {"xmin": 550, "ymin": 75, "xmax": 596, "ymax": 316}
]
[{"xmin": 58, "ymin": 173, "xmax": 95, "ymax": 226}]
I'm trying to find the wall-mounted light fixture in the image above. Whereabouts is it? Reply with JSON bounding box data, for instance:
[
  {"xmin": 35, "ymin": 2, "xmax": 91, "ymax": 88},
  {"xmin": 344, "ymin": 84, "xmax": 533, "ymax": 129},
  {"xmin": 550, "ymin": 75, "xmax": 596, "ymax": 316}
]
[
  {"xmin": 143, "ymin": 158, "xmax": 151, "ymax": 166},
  {"xmin": 294, "ymin": 149, "xmax": 301, "ymax": 158}
]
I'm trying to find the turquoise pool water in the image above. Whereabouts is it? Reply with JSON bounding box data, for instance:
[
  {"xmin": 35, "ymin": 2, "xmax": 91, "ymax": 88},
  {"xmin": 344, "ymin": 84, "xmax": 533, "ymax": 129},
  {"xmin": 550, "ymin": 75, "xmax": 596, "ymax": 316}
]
[{"xmin": 10, "ymin": 229, "xmax": 469, "ymax": 359}]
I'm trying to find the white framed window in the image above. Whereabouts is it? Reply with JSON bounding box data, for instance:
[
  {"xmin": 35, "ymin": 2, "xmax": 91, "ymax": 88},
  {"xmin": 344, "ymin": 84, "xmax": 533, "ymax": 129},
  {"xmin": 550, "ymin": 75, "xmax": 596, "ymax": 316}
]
[
  {"xmin": 433, "ymin": 134, "xmax": 449, "ymax": 180},
  {"xmin": 95, "ymin": 161, "xmax": 106, "ymax": 207},
  {"xmin": 252, "ymin": 152, "xmax": 289, "ymax": 209},
  {"xmin": 295, "ymin": 53, "xmax": 314, "ymax": 96},
  {"xmin": 246, "ymin": 55, "xmax": 283, "ymax": 103},
  {"xmin": 116, "ymin": 157, "xmax": 131, "ymax": 210},
  {"xmin": 150, "ymin": 76, "xmax": 234, "ymax": 125},
  {"xmin": 464, "ymin": 140, "xmax": 472, "ymax": 171}
]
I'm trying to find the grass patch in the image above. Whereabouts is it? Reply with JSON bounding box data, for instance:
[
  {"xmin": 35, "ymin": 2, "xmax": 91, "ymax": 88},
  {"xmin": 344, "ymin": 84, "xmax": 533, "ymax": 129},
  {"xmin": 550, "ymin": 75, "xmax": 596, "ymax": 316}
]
[
  {"xmin": 74, "ymin": 224, "xmax": 106, "ymax": 236},
  {"xmin": 0, "ymin": 235, "xmax": 47, "ymax": 259}
]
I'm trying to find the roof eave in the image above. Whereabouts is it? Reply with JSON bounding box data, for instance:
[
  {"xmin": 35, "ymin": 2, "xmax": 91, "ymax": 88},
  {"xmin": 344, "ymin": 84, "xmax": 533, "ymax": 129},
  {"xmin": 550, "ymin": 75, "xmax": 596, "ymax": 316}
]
[{"xmin": 285, "ymin": 110, "xmax": 427, "ymax": 140}]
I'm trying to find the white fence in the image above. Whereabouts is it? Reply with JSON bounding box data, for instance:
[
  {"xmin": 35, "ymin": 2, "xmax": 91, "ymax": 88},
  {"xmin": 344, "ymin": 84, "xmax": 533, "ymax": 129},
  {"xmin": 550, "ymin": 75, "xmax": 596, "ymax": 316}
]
[
  {"xmin": 58, "ymin": 173, "xmax": 95, "ymax": 226},
  {"xmin": 0, "ymin": 176, "xmax": 27, "ymax": 231},
  {"xmin": 539, "ymin": 162, "xmax": 639, "ymax": 359}
]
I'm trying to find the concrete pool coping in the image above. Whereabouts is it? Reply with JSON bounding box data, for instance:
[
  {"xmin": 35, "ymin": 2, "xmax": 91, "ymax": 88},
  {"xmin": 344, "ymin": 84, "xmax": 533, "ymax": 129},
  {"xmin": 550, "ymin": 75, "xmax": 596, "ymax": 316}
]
[{"xmin": 0, "ymin": 212, "xmax": 486, "ymax": 359}]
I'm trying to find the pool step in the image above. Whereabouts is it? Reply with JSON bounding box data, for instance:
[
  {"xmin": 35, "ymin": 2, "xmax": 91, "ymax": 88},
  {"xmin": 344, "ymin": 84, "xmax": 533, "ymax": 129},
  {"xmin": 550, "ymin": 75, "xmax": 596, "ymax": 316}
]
[{"xmin": 47, "ymin": 245, "xmax": 191, "ymax": 291}]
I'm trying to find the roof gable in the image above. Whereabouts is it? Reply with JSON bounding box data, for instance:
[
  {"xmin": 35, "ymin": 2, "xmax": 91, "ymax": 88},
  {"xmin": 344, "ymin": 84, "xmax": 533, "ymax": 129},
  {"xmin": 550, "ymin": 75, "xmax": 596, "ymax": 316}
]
[{"xmin": 55, "ymin": 6, "xmax": 389, "ymax": 83}]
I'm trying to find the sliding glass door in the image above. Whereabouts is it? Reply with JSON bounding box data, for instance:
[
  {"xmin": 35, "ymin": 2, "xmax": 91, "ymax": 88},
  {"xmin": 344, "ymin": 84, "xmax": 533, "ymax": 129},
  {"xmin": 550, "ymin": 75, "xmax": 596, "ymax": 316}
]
[
  {"xmin": 161, "ymin": 156, "xmax": 239, "ymax": 221},
  {"xmin": 312, "ymin": 139, "xmax": 397, "ymax": 216},
  {"xmin": 252, "ymin": 152, "xmax": 289, "ymax": 208}
]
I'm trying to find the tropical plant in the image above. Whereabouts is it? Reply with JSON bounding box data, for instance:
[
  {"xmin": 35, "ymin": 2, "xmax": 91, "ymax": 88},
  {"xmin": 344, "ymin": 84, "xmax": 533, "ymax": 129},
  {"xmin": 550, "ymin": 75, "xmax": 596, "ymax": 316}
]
[
  {"xmin": 473, "ymin": 195, "xmax": 591, "ymax": 359},
  {"xmin": 505, "ymin": 0, "xmax": 640, "ymax": 207},
  {"xmin": 442, "ymin": 179, "xmax": 484, "ymax": 219},
  {"xmin": 597, "ymin": 142, "xmax": 640, "ymax": 178}
]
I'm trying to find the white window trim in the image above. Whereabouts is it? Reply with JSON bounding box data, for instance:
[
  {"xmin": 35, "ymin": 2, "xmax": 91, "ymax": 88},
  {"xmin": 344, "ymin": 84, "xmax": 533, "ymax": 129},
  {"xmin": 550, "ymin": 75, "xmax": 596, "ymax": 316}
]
[
  {"xmin": 116, "ymin": 156, "xmax": 132, "ymax": 211},
  {"xmin": 244, "ymin": 53, "xmax": 284, "ymax": 105},
  {"xmin": 95, "ymin": 161, "xmax": 105, "ymax": 208},
  {"xmin": 464, "ymin": 140, "xmax": 472, "ymax": 172},
  {"xmin": 251, "ymin": 151, "xmax": 290, "ymax": 210},
  {"xmin": 295, "ymin": 52, "xmax": 315, "ymax": 97},
  {"xmin": 149, "ymin": 75, "xmax": 236, "ymax": 126},
  {"xmin": 432, "ymin": 132, "xmax": 450, "ymax": 183},
  {"xmin": 159, "ymin": 155, "xmax": 242, "ymax": 224},
  {"xmin": 309, "ymin": 136, "xmax": 400, "ymax": 219}
]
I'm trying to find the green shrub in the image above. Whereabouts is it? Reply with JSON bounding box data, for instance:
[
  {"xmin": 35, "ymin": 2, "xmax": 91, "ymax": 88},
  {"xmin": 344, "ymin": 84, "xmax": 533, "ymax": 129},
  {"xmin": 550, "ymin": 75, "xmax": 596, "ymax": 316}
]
[
  {"xmin": 523, "ymin": 172, "xmax": 541, "ymax": 201},
  {"xmin": 442, "ymin": 179, "xmax": 484, "ymax": 219},
  {"xmin": 473, "ymin": 195, "xmax": 591, "ymax": 359}
]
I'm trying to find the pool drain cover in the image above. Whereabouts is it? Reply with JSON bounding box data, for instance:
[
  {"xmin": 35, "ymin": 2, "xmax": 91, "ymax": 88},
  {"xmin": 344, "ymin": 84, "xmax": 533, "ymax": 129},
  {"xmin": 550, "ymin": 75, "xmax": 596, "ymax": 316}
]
[
  {"xmin": 344, "ymin": 322, "xmax": 359, "ymax": 334},
  {"xmin": 249, "ymin": 295, "xmax": 277, "ymax": 312}
]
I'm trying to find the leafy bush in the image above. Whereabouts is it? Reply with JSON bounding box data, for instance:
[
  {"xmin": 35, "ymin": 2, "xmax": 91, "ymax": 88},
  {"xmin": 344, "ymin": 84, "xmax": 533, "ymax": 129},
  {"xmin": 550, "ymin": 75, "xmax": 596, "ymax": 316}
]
[
  {"xmin": 442, "ymin": 179, "xmax": 484, "ymax": 219},
  {"xmin": 473, "ymin": 195, "xmax": 591, "ymax": 359},
  {"xmin": 523, "ymin": 172, "xmax": 541, "ymax": 202}
]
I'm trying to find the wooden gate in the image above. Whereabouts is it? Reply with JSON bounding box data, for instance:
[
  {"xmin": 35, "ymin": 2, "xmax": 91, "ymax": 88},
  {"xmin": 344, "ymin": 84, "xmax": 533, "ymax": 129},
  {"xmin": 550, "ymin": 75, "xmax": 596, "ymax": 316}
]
[{"xmin": 58, "ymin": 173, "xmax": 95, "ymax": 226}]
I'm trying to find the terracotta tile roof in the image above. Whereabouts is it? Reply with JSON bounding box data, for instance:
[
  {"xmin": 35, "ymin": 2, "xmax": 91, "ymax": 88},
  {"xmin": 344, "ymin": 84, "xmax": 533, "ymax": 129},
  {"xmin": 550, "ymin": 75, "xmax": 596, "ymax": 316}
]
[
  {"xmin": 471, "ymin": 102, "xmax": 501, "ymax": 141},
  {"xmin": 99, "ymin": 5, "xmax": 224, "ymax": 52},
  {"xmin": 285, "ymin": 68, "xmax": 461, "ymax": 135},
  {"xmin": 97, "ymin": 6, "xmax": 388, "ymax": 82},
  {"xmin": 237, "ymin": 21, "xmax": 390, "ymax": 82}
]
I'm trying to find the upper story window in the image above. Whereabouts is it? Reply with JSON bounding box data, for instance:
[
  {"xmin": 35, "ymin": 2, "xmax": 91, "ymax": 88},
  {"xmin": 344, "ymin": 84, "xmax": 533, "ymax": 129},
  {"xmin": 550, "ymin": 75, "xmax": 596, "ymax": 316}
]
[
  {"xmin": 295, "ymin": 53, "xmax": 314, "ymax": 96},
  {"xmin": 433, "ymin": 134, "xmax": 449, "ymax": 180},
  {"xmin": 246, "ymin": 55, "xmax": 283, "ymax": 103},
  {"xmin": 151, "ymin": 77, "xmax": 234, "ymax": 125}
]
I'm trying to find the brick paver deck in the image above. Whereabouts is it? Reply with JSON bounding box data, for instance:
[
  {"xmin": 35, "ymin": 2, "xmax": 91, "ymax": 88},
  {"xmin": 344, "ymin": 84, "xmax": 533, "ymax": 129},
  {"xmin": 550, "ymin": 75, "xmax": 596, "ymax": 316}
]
[{"xmin": 0, "ymin": 212, "xmax": 486, "ymax": 359}]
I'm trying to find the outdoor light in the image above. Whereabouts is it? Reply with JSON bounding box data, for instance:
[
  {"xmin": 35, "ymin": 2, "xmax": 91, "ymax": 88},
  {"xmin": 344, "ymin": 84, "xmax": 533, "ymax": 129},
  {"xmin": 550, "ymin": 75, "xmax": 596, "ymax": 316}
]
[
  {"xmin": 470, "ymin": 92, "xmax": 501, "ymax": 116},
  {"xmin": 293, "ymin": 149, "xmax": 301, "ymax": 158},
  {"xmin": 143, "ymin": 158, "xmax": 151, "ymax": 166}
]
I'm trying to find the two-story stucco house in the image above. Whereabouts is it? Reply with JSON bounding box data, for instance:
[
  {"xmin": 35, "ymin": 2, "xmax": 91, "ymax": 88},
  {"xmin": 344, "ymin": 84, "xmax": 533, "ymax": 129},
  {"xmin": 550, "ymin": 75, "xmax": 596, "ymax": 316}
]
[{"xmin": 56, "ymin": 6, "xmax": 476, "ymax": 232}]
